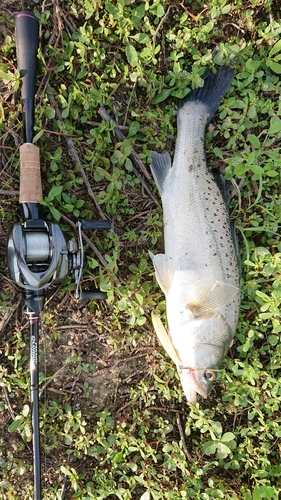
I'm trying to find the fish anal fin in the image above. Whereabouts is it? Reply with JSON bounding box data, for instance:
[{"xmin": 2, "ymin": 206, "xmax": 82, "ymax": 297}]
[
  {"xmin": 150, "ymin": 151, "xmax": 172, "ymax": 195},
  {"xmin": 186, "ymin": 280, "xmax": 239, "ymax": 316},
  {"xmin": 151, "ymin": 312, "xmax": 181, "ymax": 366},
  {"xmin": 149, "ymin": 251, "xmax": 174, "ymax": 296}
]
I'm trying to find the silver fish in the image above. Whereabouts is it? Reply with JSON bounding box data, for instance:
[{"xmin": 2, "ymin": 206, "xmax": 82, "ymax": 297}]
[{"xmin": 150, "ymin": 67, "xmax": 240, "ymax": 404}]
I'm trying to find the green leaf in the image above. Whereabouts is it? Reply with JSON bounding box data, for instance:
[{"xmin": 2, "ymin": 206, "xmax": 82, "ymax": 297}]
[
  {"xmin": 61, "ymin": 106, "xmax": 70, "ymax": 118},
  {"xmin": 112, "ymin": 451, "xmax": 123, "ymax": 463},
  {"xmin": 125, "ymin": 158, "xmax": 133, "ymax": 171},
  {"xmin": 256, "ymin": 290, "xmax": 270, "ymax": 301},
  {"xmin": 50, "ymin": 206, "xmax": 61, "ymax": 222},
  {"xmin": 60, "ymin": 465, "xmax": 71, "ymax": 476},
  {"xmin": 162, "ymin": 443, "xmax": 174, "ymax": 452},
  {"xmin": 128, "ymin": 121, "xmax": 140, "ymax": 137},
  {"xmin": 0, "ymin": 480, "xmax": 12, "ymax": 489},
  {"xmin": 210, "ymin": 420, "xmax": 222, "ymax": 438},
  {"xmin": 32, "ymin": 130, "xmax": 44, "ymax": 143},
  {"xmin": 216, "ymin": 442, "xmax": 231, "ymax": 459},
  {"xmin": 8, "ymin": 418, "xmax": 22, "ymax": 432},
  {"xmin": 0, "ymin": 69, "xmax": 14, "ymax": 82},
  {"xmin": 269, "ymin": 39, "xmax": 281, "ymax": 57},
  {"xmin": 157, "ymin": 4, "xmax": 165, "ymax": 17},
  {"xmin": 247, "ymin": 134, "xmax": 260, "ymax": 149},
  {"xmin": 213, "ymin": 147, "xmax": 223, "ymax": 159},
  {"xmin": 140, "ymin": 493, "xmax": 150, "ymax": 500},
  {"xmin": 95, "ymin": 166, "xmax": 112, "ymax": 181},
  {"xmin": 44, "ymin": 106, "xmax": 56, "ymax": 119},
  {"xmin": 63, "ymin": 204, "xmax": 74, "ymax": 213},
  {"xmin": 266, "ymin": 59, "xmax": 281, "ymax": 74},
  {"xmin": 265, "ymin": 170, "xmax": 279, "ymax": 177},
  {"xmin": 221, "ymin": 432, "xmax": 235, "ymax": 443},
  {"xmin": 122, "ymin": 141, "xmax": 132, "ymax": 156},
  {"xmin": 132, "ymin": 33, "xmax": 150, "ymax": 44},
  {"xmin": 84, "ymin": 0, "xmax": 95, "ymax": 19},
  {"xmin": 22, "ymin": 404, "xmax": 30, "ymax": 417},
  {"xmin": 75, "ymin": 199, "xmax": 84, "ymax": 209},
  {"xmin": 251, "ymin": 165, "xmax": 264, "ymax": 175},
  {"xmin": 268, "ymin": 115, "xmax": 281, "ymax": 135},
  {"xmin": 152, "ymin": 87, "xmax": 172, "ymax": 104},
  {"xmin": 48, "ymin": 185, "xmax": 63, "ymax": 201},
  {"xmin": 203, "ymin": 441, "xmax": 217, "ymax": 455},
  {"xmin": 126, "ymin": 43, "xmax": 139, "ymax": 67}
]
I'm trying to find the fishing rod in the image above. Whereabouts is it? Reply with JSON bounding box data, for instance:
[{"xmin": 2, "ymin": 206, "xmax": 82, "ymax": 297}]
[{"xmin": 7, "ymin": 12, "xmax": 111, "ymax": 499}]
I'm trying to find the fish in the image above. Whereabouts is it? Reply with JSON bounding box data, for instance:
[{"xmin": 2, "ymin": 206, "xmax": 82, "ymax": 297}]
[{"xmin": 150, "ymin": 66, "xmax": 240, "ymax": 404}]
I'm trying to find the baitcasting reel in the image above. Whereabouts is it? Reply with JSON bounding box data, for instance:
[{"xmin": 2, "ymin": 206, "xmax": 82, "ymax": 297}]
[{"xmin": 7, "ymin": 217, "xmax": 111, "ymax": 313}]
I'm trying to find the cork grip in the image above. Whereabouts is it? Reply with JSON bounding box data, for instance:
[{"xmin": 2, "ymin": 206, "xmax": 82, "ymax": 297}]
[{"xmin": 19, "ymin": 143, "xmax": 43, "ymax": 203}]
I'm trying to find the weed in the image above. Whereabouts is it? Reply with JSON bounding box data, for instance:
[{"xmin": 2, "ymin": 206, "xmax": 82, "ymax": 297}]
[{"xmin": 1, "ymin": 0, "xmax": 281, "ymax": 499}]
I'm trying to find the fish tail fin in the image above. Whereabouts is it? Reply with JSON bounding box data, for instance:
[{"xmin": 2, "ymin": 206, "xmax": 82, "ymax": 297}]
[{"xmin": 180, "ymin": 66, "xmax": 234, "ymax": 121}]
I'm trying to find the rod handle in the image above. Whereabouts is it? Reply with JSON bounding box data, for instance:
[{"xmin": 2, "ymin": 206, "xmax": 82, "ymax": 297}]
[
  {"xmin": 15, "ymin": 11, "xmax": 39, "ymax": 143},
  {"xmin": 19, "ymin": 143, "xmax": 43, "ymax": 203}
]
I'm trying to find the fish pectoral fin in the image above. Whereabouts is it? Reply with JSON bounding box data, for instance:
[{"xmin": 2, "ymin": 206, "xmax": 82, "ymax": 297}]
[
  {"xmin": 186, "ymin": 280, "xmax": 240, "ymax": 316},
  {"xmin": 150, "ymin": 151, "xmax": 172, "ymax": 195},
  {"xmin": 149, "ymin": 252, "xmax": 174, "ymax": 295},
  {"xmin": 151, "ymin": 312, "xmax": 181, "ymax": 366}
]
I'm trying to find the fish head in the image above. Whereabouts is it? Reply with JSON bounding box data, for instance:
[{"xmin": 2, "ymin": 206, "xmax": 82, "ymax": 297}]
[{"xmin": 171, "ymin": 312, "xmax": 234, "ymax": 404}]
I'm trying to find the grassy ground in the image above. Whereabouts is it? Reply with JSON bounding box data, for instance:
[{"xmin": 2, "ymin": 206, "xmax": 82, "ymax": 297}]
[{"xmin": 0, "ymin": 0, "xmax": 281, "ymax": 499}]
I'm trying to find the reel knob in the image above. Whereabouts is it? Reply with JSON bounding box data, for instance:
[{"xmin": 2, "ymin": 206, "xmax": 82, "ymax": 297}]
[
  {"xmin": 71, "ymin": 219, "xmax": 111, "ymax": 301},
  {"xmin": 80, "ymin": 290, "xmax": 107, "ymax": 300},
  {"xmin": 81, "ymin": 219, "xmax": 111, "ymax": 231}
]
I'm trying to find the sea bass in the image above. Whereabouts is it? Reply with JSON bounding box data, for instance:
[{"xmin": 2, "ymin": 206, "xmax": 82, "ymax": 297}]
[{"xmin": 150, "ymin": 67, "xmax": 240, "ymax": 404}]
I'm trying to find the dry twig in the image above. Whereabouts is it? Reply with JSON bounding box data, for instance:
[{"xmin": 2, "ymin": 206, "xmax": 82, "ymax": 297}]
[
  {"xmin": 176, "ymin": 412, "xmax": 194, "ymax": 463},
  {"xmin": 98, "ymin": 106, "xmax": 151, "ymax": 180},
  {"xmin": 49, "ymin": 95, "xmax": 107, "ymax": 220},
  {"xmin": 0, "ymin": 297, "xmax": 21, "ymax": 337},
  {"xmin": 98, "ymin": 107, "xmax": 159, "ymax": 206}
]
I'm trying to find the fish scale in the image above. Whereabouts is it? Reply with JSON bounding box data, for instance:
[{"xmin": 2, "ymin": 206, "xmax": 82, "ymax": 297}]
[{"xmin": 150, "ymin": 67, "xmax": 240, "ymax": 404}]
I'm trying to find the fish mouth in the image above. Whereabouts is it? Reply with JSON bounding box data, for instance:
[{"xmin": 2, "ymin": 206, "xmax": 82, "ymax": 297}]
[{"xmin": 178, "ymin": 366, "xmax": 208, "ymax": 403}]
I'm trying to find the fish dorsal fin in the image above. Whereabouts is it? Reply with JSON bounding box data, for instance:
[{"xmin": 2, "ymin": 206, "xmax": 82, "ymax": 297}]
[
  {"xmin": 151, "ymin": 312, "xmax": 181, "ymax": 366},
  {"xmin": 186, "ymin": 280, "xmax": 239, "ymax": 317},
  {"xmin": 150, "ymin": 151, "xmax": 172, "ymax": 195},
  {"xmin": 149, "ymin": 251, "xmax": 174, "ymax": 295}
]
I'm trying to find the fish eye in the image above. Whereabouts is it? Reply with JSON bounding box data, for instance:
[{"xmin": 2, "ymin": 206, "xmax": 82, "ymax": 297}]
[{"xmin": 204, "ymin": 370, "xmax": 216, "ymax": 381}]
